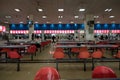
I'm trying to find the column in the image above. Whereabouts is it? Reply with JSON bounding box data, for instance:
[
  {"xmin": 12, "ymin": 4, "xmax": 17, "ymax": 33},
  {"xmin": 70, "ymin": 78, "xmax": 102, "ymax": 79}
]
[
  {"xmin": 41, "ymin": 30, "xmax": 44, "ymax": 41},
  {"xmin": 28, "ymin": 15, "xmax": 34, "ymax": 41},
  {"xmin": 84, "ymin": 15, "xmax": 95, "ymax": 41},
  {"xmin": 5, "ymin": 24, "xmax": 10, "ymax": 40}
]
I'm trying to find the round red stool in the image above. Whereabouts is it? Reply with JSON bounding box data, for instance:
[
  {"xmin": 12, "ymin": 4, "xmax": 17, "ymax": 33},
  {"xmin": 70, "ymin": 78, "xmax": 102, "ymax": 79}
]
[
  {"xmin": 92, "ymin": 66, "xmax": 117, "ymax": 79},
  {"xmin": 34, "ymin": 67, "xmax": 60, "ymax": 80}
]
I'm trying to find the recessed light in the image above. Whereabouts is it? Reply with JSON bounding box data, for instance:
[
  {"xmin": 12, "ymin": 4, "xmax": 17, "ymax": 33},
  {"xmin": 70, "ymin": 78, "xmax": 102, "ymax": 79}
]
[
  {"xmin": 38, "ymin": 9, "xmax": 43, "ymax": 12},
  {"xmin": 109, "ymin": 16, "xmax": 115, "ymax": 18},
  {"xmin": 74, "ymin": 16, "xmax": 79, "ymax": 18},
  {"xmin": 58, "ymin": 9, "xmax": 64, "ymax": 12},
  {"xmin": 14, "ymin": 9, "xmax": 20, "ymax": 12},
  {"xmin": 42, "ymin": 16, "xmax": 47, "ymax": 18},
  {"xmin": 79, "ymin": 9, "xmax": 85, "ymax": 12},
  {"xmin": 27, "ymin": 16, "xmax": 30, "ymax": 18}
]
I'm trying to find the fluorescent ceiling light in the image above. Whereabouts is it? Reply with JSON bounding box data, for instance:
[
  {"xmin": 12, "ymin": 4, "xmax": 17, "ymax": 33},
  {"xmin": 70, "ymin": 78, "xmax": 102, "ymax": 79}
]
[
  {"xmin": 105, "ymin": 8, "xmax": 112, "ymax": 12},
  {"xmin": 96, "ymin": 21, "xmax": 100, "ymax": 23},
  {"xmin": 109, "ymin": 16, "xmax": 115, "ymax": 18},
  {"xmin": 58, "ymin": 21, "xmax": 62, "ymax": 23},
  {"xmin": 111, "ymin": 21, "xmax": 115, "ymax": 23},
  {"xmin": 20, "ymin": 21, "xmax": 23, "ymax": 23},
  {"xmin": 94, "ymin": 16, "xmax": 99, "ymax": 18},
  {"xmin": 4, "ymin": 22, "xmax": 9, "ymax": 23},
  {"xmin": 46, "ymin": 21, "xmax": 50, "ymax": 23},
  {"xmin": 14, "ymin": 9, "xmax": 20, "ymax": 12},
  {"xmin": 58, "ymin": 16, "xmax": 63, "ymax": 18},
  {"xmin": 35, "ymin": 22, "xmax": 38, "ymax": 23},
  {"xmin": 74, "ymin": 16, "xmax": 79, "ymax": 18},
  {"xmin": 108, "ymin": 9, "xmax": 112, "ymax": 12},
  {"xmin": 38, "ymin": 9, "xmax": 43, "ymax": 12},
  {"xmin": 70, "ymin": 21, "xmax": 74, "ymax": 23},
  {"xmin": 42, "ymin": 16, "xmax": 47, "ymax": 18},
  {"xmin": 5, "ymin": 16, "xmax": 11, "ymax": 18},
  {"xmin": 79, "ymin": 9, "xmax": 85, "ymax": 12},
  {"xmin": 105, "ymin": 9, "xmax": 109, "ymax": 12},
  {"xmin": 58, "ymin": 9, "xmax": 64, "ymax": 12}
]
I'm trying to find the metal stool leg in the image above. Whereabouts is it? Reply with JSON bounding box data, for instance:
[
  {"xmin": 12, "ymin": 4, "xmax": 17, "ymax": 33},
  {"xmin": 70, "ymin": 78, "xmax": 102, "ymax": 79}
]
[
  {"xmin": 56, "ymin": 60, "xmax": 59, "ymax": 71},
  {"xmin": 92, "ymin": 58, "xmax": 94, "ymax": 70},
  {"xmin": 17, "ymin": 59, "xmax": 20, "ymax": 71},
  {"xmin": 83, "ymin": 59, "xmax": 86, "ymax": 71},
  {"xmin": 31, "ymin": 54, "xmax": 33, "ymax": 61},
  {"xmin": 119, "ymin": 59, "xmax": 120, "ymax": 70}
]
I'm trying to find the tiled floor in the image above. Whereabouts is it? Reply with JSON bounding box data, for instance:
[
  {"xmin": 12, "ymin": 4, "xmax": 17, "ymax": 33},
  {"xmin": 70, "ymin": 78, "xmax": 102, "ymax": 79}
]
[{"xmin": 0, "ymin": 43, "xmax": 120, "ymax": 80}]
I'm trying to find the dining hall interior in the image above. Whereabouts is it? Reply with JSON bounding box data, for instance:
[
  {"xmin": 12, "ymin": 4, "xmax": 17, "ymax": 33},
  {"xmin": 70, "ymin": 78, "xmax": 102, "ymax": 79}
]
[{"xmin": 0, "ymin": 0, "xmax": 120, "ymax": 80}]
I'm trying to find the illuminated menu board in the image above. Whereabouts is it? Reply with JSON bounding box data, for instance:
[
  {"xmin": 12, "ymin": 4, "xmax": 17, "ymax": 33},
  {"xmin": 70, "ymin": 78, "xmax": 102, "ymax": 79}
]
[{"xmin": 9, "ymin": 23, "xmax": 120, "ymax": 34}]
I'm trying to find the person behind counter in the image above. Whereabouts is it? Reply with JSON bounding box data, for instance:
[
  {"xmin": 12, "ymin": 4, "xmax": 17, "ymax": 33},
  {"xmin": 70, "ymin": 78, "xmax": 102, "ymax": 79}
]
[{"xmin": 52, "ymin": 36, "xmax": 56, "ymax": 43}]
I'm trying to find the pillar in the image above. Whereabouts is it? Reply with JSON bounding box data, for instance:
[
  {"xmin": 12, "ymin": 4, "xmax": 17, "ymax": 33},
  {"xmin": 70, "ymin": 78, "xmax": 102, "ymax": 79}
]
[
  {"xmin": 84, "ymin": 15, "xmax": 95, "ymax": 41},
  {"xmin": 41, "ymin": 30, "xmax": 44, "ymax": 41},
  {"xmin": 28, "ymin": 15, "xmax": 34, "ymax": 41}
]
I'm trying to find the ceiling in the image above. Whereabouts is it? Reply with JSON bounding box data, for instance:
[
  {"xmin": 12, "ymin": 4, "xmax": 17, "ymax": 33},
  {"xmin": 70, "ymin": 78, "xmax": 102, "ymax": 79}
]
[{"xmin": 0, "ymin": 0, "xmax": 120, "ymax": 24}]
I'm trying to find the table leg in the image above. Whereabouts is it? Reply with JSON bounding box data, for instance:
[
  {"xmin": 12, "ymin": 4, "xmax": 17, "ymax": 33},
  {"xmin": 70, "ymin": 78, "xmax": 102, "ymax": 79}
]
[{"xmin": 5, "ymin": 52, "xmax": 8, "ymax": 63}]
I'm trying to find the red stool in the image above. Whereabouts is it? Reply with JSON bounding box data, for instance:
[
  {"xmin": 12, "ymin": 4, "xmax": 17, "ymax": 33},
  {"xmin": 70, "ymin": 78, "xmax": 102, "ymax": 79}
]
[
  {"xmin": 92, "ymin": 66, "xmax": 117, "ymax": 78},
  {"xmin": 7, "ymin": 51, "xmax": 22, "ymax": 71},
  {"xmin": 91, "ymin": 50, "xmax": 103, "ymax": 70},
  {"xmin": 78, "ymin": 51, "xmax": 90, "ymax": 71},
  {"xmin": 34, "ymin": 67, "xmax": 60, "ymax": 80}
]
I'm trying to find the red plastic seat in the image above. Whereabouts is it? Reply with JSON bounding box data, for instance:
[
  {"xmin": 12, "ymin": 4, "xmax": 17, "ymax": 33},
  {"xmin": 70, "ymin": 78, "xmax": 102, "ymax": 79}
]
[
  {"xmin": 91, "ymin": 50, "xmax": 103, "ymax": 58},
  {"xmin": 7, "ymin": 51, "xmax": 21, "ymax": 71},
  {"xmin": 27, "ymin": 45, "xmax": 37, "ymax": 60},
  {"xmin": 113, "ymin": 50, "xmax": 120, "ymax": 70},
  {"xmin": 71, "ymin": 48, "xmax": 80, "ymax": 57},
  {"xmin": 91, "ymin": 50, "xmax": 104, "ymax": 70},
  {"xmin": 0, "ymin": 48, "xmax": 11, "ymax": 53},
  {"xmin": 27, "ymin": 45, "xmax": 37, "ymax": 54},
  {"xmin": 53, "ymin": 51, "xmax": 65, "ymax": 59},
  {"xmin": 34, "ymin": 67, "xmax": 60, "ymax": 80},
  {"xmin": 7, "ymin": 51, "xmax": 21, "ymax": 59},
  {"xmin": 78, "ymin": 51, "xmax": 90, "ymax": 59},
  {"xmin": 114, "ymin": 50, "xmax": 120, "ymax": 58},
  {"xmin": 79, "ymin": 47, "xmax": 88, "ymax": 53},
  {"xmin": 71, "ymin": 48, "xmax": 79, "ymax": 53},
  {"xmin": 78, "ymin": 51, "xmax": 90, "ymax": 71},
  {"xmin": 92, "ymin": 66, "xmax": 117, "ymax": 78},
  {"xmin": 55, "ymin": 48, "xmax": 64, "ymax": 52}
]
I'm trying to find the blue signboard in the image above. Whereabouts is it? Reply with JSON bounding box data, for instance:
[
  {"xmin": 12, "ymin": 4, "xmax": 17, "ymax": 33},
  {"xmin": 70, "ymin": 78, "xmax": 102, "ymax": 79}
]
[{"xmin": 10, "ymin": 23, "xmax": 120, "ymax": 30}]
